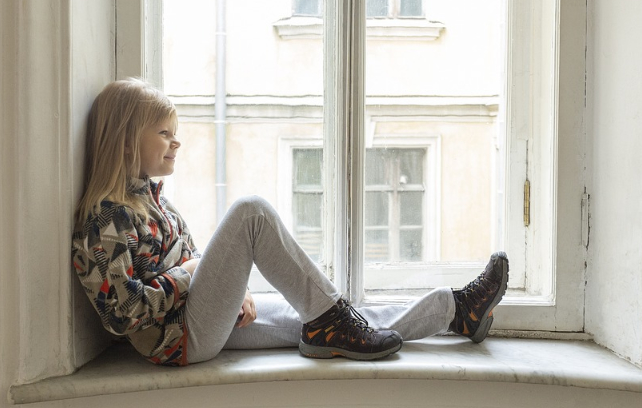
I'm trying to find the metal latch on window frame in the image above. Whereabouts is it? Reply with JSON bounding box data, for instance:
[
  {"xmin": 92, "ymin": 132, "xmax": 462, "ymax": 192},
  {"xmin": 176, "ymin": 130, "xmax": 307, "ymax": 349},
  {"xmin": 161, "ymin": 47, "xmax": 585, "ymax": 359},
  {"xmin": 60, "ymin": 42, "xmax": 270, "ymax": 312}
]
[{"xmin": 524, "ymin": 179, "xmax": 530, "ymax": 227}]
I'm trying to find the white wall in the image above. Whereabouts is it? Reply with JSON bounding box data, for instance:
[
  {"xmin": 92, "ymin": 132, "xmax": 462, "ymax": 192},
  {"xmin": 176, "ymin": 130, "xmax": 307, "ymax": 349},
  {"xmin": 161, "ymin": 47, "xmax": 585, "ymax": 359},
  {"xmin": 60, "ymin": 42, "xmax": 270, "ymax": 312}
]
[
  {"xmin": 1, "ymin": 1, "xmax": 114, "ymax": 407},
  {"xmin": 585, "ymin": 0, "xmax": 642, "ymax": 367}
]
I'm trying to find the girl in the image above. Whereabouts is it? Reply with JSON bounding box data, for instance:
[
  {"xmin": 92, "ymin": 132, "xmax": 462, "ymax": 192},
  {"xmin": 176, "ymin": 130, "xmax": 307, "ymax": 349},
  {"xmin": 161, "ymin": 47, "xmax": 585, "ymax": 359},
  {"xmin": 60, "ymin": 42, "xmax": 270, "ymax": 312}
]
[{"xmin": 72, "ymin": 78, "xmax": 509, "ymax": 366}]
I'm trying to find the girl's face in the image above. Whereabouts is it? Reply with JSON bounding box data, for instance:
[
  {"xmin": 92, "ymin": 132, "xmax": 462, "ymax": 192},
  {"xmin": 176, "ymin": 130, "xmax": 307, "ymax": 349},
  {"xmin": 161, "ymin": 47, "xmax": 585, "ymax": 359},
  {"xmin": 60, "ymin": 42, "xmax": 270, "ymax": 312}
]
[{"xmin": 138, "ymin": 117, "xmax": 180, "ymax": 178}]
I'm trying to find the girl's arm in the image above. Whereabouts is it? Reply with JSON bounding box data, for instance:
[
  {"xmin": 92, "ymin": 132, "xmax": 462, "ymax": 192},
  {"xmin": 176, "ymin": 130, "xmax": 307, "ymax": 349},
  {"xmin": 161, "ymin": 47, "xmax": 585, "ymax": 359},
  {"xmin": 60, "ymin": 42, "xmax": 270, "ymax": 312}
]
[{"xmin": 72, "ymin": 205, "xmax": 191, "ymax": 336}]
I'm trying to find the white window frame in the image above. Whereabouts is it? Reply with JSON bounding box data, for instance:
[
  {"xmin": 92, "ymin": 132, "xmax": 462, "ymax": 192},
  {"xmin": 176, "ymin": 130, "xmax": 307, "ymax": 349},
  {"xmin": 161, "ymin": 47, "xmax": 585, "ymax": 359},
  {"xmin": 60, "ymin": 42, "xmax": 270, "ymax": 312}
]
[
  {"xmin": 324, "ymin": 0, "xmax": 586, "ymax": 332},
  {"xmin": 277, "ymin": 137, "xmax": 325, "ymax": 239},
  {"xmin": 362, "ymin": 135, "xmax": 442, "ymax": 290},
  {"xmin": 278, "ymin": 135, "xmax": 441, "ymax": 291},
  {"xmin": 154, "ymin": 0, "xmax": 583, "ymax": 332},
  {"xmin": 157, "ymin": 0, "xmax": 582, "ymax": 332},
  {"xmin": 115, "ymin": 0, "xmax": 163, "ymax": 89}
]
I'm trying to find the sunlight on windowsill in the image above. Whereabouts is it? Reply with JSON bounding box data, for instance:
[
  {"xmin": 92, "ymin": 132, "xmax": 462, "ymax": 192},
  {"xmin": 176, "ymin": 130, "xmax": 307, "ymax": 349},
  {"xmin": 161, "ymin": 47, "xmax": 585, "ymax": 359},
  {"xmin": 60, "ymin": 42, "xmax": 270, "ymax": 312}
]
[{"xmin": 9, "ymin": 336, "xmax": 642, "ymax": 404}]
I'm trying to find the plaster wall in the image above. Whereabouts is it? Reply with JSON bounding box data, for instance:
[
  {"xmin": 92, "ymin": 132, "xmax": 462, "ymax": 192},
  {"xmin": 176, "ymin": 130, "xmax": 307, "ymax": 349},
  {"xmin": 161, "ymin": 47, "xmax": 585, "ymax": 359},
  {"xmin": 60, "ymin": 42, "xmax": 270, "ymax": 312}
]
[
  {"xmin": 585, "ymin": 0, "xmax": 642, "ymax": 367},
  {"xmin": 0, "ymin": 1, "xmax": 114, "ymax": 406}
]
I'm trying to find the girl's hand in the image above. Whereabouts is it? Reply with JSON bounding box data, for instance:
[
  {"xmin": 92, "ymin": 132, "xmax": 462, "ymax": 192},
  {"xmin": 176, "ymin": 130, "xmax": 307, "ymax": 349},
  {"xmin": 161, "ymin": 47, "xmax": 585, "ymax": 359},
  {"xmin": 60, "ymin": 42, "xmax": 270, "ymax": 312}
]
[
  {"xmin": 181, "ymin": 258, "xmax": 200, "ymax": 276},
  {"xmin": 236, "ymin": 289, "xmax": 256, "ymax": 328}
]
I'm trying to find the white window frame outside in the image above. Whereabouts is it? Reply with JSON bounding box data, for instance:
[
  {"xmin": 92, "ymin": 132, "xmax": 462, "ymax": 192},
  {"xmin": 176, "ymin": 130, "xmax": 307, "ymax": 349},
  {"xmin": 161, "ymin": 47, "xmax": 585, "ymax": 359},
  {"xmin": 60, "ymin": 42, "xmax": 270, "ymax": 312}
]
[
  {"xmin": 276, "ymin": 135, "xmax": 442, "ymax": 293},
  {"xmin": 362, "ymin": 135, "xmax": 442, "ymax": 290}
]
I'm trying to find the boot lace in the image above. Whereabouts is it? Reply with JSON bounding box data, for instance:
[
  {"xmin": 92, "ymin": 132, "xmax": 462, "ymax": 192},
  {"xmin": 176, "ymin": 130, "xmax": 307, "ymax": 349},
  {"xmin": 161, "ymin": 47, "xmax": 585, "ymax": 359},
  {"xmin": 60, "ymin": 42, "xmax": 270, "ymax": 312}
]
[
  {"xmin": 337, "ymin": 302, "xmax": 375, "ymax": 336},
  {"xmin": 459, "ymin": 275, "xmax": 497, "ymax": 310}
]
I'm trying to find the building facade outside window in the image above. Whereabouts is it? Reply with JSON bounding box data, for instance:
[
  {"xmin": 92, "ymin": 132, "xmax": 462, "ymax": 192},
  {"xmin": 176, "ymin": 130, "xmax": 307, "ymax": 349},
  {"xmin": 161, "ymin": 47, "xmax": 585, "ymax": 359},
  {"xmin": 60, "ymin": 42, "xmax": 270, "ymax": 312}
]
[{"xmin": 163, "ymin": 0, "xmax": 502, "ymax": 296}]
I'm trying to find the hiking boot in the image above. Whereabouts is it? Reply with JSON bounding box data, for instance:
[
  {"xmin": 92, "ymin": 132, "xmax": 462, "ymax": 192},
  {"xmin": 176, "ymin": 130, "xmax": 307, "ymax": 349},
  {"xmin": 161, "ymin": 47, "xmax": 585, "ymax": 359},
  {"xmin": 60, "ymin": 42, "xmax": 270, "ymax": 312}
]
[
  {"xmin": 449, "ymin": 251, "xmax": 509, "ymax": 343},
  {"xmin": 299, "ymin": 299, "xmax": 403, "ymax": 361}
]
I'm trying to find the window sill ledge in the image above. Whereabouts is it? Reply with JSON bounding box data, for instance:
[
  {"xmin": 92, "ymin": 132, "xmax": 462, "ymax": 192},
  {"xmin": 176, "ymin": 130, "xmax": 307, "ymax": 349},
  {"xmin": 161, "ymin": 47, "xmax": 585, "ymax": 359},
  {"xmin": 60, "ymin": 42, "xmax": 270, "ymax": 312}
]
[
  {"xmin": 9, "ymin": 337, "xmax": 642, "ymax": 405},
  {"xmin": 273, "ymin": 16, "xmax": 445, "ymax": 41}
]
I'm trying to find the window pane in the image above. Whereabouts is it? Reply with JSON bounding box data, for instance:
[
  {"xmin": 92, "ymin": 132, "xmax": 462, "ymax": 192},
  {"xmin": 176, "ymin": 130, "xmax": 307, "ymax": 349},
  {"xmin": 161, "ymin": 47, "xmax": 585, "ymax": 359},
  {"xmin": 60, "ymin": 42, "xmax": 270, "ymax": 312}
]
[
  {"xmin": 365, "ymin": 230, "xmax": 389, "ymax": 262},
  {"xmin": 399, "ymin": 0, "xmax": 422, "ymax": 17},
  {"xmin": 400, "ymin": 192, "xmax": 422, "ymax": 225},
  {"xmin": 293, "ymin": 0, "xmax": 321, "ymax": 16},
  {"xmin": 367, "ymin": 0, "xmax": 388, "ymax": 17},
  {"xmin": 294, "ymin": 149, "xmax": 323, "ymax": 186},
  {"xmin": 365, "ymin": 148, "xmax": 424, "ymax": 265},
  {"xmin": 365, "ymin": 149, "xmax": 389, "ymax": 185},
  {"xmin": 398, "ymin": 149, "xmax": 424, "ymax": 185},
  {"xmin": 293, "ymin": 193, "xmax": 323, "ymax": 261},
  {"xmin": 365, "ymin": 191, "xmax": 389, "ymax": 226},
  {"xmin": 400, "ymin": 230, "xmax": 422, "ymax": 261},
  {"xmin": 294, "ymin": 193, "xmax": 322, "ymax": 227}
]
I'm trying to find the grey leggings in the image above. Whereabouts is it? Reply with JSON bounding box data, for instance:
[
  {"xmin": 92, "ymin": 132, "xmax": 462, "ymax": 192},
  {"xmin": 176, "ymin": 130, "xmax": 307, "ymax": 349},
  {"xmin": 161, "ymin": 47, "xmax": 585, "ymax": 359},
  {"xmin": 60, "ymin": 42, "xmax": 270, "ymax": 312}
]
[{"xmin": 185, "ymin": 196, "xmax": 455, "ymax": 364}]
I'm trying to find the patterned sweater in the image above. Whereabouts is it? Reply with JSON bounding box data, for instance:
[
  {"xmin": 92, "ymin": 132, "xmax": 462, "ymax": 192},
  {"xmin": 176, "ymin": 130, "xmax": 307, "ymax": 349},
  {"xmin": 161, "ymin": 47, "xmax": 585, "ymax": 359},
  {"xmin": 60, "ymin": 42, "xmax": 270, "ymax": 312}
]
[{"xmin": 71, "ymin": 177, "xmax": 198, "ymax": 366}]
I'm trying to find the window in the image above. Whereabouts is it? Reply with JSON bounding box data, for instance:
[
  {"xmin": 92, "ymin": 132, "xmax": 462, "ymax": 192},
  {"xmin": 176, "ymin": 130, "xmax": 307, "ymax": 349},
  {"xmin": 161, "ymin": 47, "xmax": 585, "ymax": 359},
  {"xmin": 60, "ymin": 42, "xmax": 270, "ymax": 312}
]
[
  {"xmin": 291, "ymin": 147, "xmax": 430, "ymax": 264},
  {"xmin": 292, "ymin": 148, "xmax": 324, "ymax": 261},
  {"xmin": 365, "ymin": 148, "xmax": 426, "ymax": 263},
  {"xmin": 162, "ymin": 0, "xmax": 585, "ymax": 332}
]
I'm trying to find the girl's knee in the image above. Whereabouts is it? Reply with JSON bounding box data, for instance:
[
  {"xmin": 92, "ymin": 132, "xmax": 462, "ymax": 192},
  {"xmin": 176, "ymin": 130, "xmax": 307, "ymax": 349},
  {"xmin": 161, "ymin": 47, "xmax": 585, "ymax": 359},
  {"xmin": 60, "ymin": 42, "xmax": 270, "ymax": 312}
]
[{"xmin": 229, "ymin": 195, "xmax": 274, "ymax": 216}]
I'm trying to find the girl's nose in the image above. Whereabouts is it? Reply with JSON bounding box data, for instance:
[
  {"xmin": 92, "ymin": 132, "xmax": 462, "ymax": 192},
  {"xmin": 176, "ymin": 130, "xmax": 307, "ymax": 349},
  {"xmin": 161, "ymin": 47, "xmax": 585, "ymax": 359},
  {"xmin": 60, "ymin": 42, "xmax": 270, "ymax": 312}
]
[{"xmin": 171, "ymin": 139, "xmax": 181, "ymax": 149}]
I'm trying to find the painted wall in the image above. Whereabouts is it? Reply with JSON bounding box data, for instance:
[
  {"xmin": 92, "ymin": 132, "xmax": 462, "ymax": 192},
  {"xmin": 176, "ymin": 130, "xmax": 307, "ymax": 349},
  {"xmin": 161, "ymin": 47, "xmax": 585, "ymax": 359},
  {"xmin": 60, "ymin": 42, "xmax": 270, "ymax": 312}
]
[
  {"xmin": 585, "ymin": 0, "xmax": 642, "ymax": 367},
  {"xmin": 0, "ymin": 1, "xmax": 114, "ymax": 407}
]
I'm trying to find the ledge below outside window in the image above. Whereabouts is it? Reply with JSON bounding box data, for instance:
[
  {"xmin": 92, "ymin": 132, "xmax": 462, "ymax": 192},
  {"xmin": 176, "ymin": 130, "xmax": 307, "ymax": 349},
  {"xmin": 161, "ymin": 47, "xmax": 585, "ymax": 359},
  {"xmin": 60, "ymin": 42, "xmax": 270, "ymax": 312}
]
[
  {"xmin": 273, "ymin": 16, "xmax": 445, "ymax": 41},
  {"xmin": 8, "ymin": 337, "xmax": 642, "ymax": 405}
]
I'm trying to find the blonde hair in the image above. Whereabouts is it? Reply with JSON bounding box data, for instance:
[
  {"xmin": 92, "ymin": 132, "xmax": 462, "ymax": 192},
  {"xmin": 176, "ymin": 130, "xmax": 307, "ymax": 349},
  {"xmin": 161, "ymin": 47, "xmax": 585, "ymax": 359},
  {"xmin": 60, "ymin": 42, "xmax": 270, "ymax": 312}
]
[{"xmin": 75, "ymin": 78, "xmax": 177, "ymax": 224}]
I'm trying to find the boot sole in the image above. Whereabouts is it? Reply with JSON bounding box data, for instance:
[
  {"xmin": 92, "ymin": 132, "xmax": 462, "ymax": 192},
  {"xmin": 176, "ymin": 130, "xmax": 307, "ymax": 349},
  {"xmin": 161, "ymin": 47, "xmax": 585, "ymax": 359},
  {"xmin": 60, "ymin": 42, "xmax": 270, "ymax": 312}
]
[{"xmin": 298, "ymin": 340, "xmax": 403, "ymax": 361}]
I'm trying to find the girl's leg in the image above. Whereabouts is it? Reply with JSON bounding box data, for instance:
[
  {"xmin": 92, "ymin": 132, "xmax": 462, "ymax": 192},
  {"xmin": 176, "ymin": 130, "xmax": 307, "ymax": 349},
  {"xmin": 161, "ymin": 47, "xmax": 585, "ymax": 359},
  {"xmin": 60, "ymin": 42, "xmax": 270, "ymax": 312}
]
[
  {"xmin": 185, "ymin": 196, "xmax": 340, "ymax": 363},
  {"xmin": 222, "ymin": 288, "xmax": 455, "ymax": 350},
  {"xmin": 220, "ymin": 253, "xmax": 506, "ymax": 352},
  {"xmin": 352, "ymin": 287, "xmax": 454, "ymax": 341}
]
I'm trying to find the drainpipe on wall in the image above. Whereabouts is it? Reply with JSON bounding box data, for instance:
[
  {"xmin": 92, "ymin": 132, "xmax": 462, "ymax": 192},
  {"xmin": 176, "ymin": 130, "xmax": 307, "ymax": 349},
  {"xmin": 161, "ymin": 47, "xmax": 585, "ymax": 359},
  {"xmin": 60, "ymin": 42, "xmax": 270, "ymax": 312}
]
[{"xmin": 215, "ymin": 0, "xmax": 227, "ymax": 224}]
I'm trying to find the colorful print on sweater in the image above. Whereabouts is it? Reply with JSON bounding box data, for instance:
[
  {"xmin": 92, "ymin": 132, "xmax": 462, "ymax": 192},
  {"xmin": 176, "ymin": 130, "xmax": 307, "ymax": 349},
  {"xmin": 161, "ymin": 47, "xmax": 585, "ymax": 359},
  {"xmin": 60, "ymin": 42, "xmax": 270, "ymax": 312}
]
[{"xmin": 72, "ymin": 177, "xmax": 199, "ymax": 366}]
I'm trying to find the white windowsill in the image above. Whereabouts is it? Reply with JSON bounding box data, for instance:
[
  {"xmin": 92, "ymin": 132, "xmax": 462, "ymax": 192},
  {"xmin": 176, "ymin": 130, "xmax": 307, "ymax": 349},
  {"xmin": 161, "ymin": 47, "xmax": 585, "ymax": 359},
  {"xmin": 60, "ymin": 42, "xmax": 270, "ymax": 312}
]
[
  {"xmin": 273, "ymin": 16, "xmax": 445, "ymax": 41},
  {"xmin": 9, "ymin": 337, "xmax": 642, "ymax": 404}
]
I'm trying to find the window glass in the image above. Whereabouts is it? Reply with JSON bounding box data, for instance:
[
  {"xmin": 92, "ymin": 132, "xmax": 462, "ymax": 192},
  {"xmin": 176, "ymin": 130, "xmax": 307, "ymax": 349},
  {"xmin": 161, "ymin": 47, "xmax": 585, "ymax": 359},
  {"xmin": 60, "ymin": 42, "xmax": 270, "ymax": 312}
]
[
  {"xmin": 365, "ymin": 148, "xmax": 425, "ymax": 264},
  {"xmin": 293, "ymin": 149, "xmax": 324, "ymax": 261},
  {"xmin": 293, "ymin": 0, "xmax": 321, "ymax": 16},
  {"xmin": 367, "ymin": 0, "xmax": 389, "ymax": 17},
  {"xmin": 399, "ymin": 0, "xmax": 422, "ymax": 17}
]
